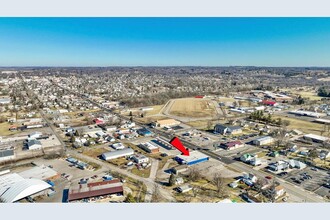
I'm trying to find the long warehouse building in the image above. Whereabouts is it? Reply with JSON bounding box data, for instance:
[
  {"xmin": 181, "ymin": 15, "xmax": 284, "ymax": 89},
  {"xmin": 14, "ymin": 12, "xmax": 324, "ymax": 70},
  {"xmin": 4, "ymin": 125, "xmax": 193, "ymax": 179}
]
[
  {"xmin": 101, "ymin": 148, "xmax": 134, "ymax": 161},
  {"xmin": 0, "ymin": 173, "xmax": 51, "ymax": 203},
  {"xmin": 175, "ymin": 151, "xmax": 209, "ymax": 165}
]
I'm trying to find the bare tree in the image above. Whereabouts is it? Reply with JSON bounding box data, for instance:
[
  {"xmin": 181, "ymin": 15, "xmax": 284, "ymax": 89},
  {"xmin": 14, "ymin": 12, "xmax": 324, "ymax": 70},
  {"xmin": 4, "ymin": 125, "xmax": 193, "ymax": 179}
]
[
  {"xmin": 212, "ymin": 173, "xmax": 228, "ymax": 198},
  {"xmin": 151, "ymin": 183, "xmax": 163, "ymax": 202},
  {"xmin": 188, "ymin": 167, "xmax": 202, "ymax": 182}
]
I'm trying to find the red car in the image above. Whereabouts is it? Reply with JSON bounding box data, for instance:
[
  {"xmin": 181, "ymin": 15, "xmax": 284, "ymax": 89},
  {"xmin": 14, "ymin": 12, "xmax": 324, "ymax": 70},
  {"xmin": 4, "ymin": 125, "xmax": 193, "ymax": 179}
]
[{"xmin": 265, "ymin": 176, "xmax": 272, "ymax": 180}]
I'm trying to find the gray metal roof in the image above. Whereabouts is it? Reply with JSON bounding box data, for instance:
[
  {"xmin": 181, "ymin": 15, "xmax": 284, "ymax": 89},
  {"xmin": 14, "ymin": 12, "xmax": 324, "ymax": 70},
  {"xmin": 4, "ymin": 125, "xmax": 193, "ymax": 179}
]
[{"xmin": 102, "ymin": 148, "xmax": 134, "ymax": 160}]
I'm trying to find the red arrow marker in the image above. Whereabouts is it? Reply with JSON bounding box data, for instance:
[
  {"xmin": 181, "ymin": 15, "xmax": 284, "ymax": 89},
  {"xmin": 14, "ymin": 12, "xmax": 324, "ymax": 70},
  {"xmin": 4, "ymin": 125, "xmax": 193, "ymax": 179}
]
[{"xmin": 170, "ymin": 137, "xmax": 190, "ymax": 156}]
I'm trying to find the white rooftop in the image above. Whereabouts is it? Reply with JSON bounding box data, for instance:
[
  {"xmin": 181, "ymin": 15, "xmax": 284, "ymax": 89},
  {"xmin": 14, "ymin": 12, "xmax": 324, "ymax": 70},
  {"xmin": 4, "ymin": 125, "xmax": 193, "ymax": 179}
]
[
  {"xmin": 176, "ymin": 151, "xmax": 209, "ymax": 163},
  {"xmin": 19, "ymin": 165, "xmax": 58, "ymax": 180},
  {"xmin": 0, "ymin": 173, "xmax": 51, "ymax": 203},
  {"xmin": 142, "ymin": 142, "xmax": 159, "ymax": 150},
  {"xmin": 304, "ymin": 134, "xmax": 329, "ymax": 141}
]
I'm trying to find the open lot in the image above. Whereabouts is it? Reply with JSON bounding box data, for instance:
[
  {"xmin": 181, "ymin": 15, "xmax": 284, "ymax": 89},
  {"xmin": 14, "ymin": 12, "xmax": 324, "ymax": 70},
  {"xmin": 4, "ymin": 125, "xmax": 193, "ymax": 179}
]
[
  {"xmin": 0, "ymin": 122, "xmax": 23, "ymax": 136},
  {"xmin": 294, "ymin": 91, "xmax": 322, "ymax": 101},
  {"xmin": 273, "ymin": 115, "xmax": 324, "ymax": 134},
  {"xmin": 169, "ymin": 98, "xmax": 216, "ymax": 118},
  {"xmin": 145, "ymin": 105, "xmax": 164, "ymax": 115},
  {"xmin": 192, "ymin": 158, "xmax": 241, "ymax": 180}
]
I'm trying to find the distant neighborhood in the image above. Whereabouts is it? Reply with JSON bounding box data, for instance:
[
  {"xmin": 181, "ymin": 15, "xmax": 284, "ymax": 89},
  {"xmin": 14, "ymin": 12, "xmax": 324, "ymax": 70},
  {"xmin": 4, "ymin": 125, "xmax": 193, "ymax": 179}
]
[{"xmin": 0, "ymin": 67, "xmax": 330, "ymax": 203}]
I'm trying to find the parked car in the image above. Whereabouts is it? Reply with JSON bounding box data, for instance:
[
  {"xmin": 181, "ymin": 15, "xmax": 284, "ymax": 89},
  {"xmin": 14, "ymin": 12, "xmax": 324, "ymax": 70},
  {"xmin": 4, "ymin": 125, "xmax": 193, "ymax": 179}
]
[{"xmin": 278, "ymin": 172, "xmax": 288, "ymax": 176}]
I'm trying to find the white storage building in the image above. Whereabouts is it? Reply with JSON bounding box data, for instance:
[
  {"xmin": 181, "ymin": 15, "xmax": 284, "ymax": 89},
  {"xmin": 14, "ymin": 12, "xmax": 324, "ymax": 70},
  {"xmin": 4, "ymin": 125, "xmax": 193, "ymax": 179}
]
[
  {"xmin": 0, "ymin": 145, "xmax": 15, "ymax": 162},
  {"xmin": 132, "ymin": 154, "xmax": 149, "ymax": 164},
  {"xmin": 27, "ymin": 139, "xmax": 42, "ymax": 150},
  {"xmin": 101, "ymin": 148, "xmax": 134, "ymax": 161},
  {"xmin": 303, "ymin": 134, "xmax": 329, "ymax": 143},
  {"xmin": 253, "ymin": 136, "xmax": 274, "ymax": 146},
  {"xmin": 0, "ymin": 173, "xmax": 51, "ymax": 203},
  {"xmin": 111, "ymin": 143, "xmax": 125, "ymax": 150}
]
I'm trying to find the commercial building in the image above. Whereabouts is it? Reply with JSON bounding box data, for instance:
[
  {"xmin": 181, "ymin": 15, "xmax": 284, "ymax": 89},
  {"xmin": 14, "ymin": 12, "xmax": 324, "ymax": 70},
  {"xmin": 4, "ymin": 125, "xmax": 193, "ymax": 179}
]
[
  {"xmin": 253, "ymin": 136, "xmax": 274, "ymax": 146},
  {"xmin": 288, "ymin": 160, "xmax": 307, "ymax": 169},
  {"xmin": 19, "ymin": 165, "xmax": 60, "ymax": 181},
  {"xmin": 214, "ymin": 124, "xmax": 242, "ymax": 135},
  {"xmin": 289, "ymin": 110, "xmax": 324, "ymax": 118},
  {"xmin": 152, "ymin": 119, "xmax": 181, "ymax": 128},
  {"xmin": 68, "ymin": 179, "xmax": 124, "ymax": 202},
  {"xmin": 138, "ymin": 142, "xmax": 160, "ymax": 154},
  {"xmin": 101, "ymin": 148, "xmax": 134, "ymax": 161},
  {"xmin": 268, "ymin": 161, "xmax": 289, "ymax": 171},
  {"xmin": 303, "ymin": 134, "xmax": 329, "ymax": 143},
  {"xmin": 27, "ymin": 139, "xmax": 42, "ymax": 150},
  {"xmin": 0, "ymin": 145, "xmax": 15, "ymax": 162},
  {"xmin": 175, "ymin": 151, "xmax": 209, "ymax": 165},
  {"xmin": 152, "ymin": 137, "xmax": 173, "ymax": 150},
  {"xmin": 172, "ymin": 165, "xmax": 189, "ymax": 174},
  {"xmin": 132, "ymin": 154, "xmax": 149, "ymax": 164},
  {"xmin": 111, "ymin": 143, "xmax": 125, "ymax": 150},
  {"xmin": 137, "ymin": 127, "xmax": 153, "ymax": 136},
  {"xmin": 28, "ymin": 131, "xmax": 42, "ymax": 139},
  {"xmin": 221, "ymin": 141, "xmax": 244, "ymax": 150},
  {"xmin": 0, "ymin": 173, "xmax": 51, "ymax": 203},
  {"xmin": 262, "ymin": 100, "xmax": 278, "ymax": 106}
]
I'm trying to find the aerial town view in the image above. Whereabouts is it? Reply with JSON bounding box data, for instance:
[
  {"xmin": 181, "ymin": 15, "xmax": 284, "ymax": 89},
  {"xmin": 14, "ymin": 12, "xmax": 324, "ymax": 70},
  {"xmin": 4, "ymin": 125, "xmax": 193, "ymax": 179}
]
[{"xmin": 0, "ymin": 18, "xmax": 330, "ymax": 204}]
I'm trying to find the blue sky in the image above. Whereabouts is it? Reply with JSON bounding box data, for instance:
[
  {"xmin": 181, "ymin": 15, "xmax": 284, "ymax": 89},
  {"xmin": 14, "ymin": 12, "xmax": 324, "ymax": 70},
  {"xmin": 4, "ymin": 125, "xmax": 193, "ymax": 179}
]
[{"xmin": 0, "ymin": 18, "xmax": 330, "ymax": 67}]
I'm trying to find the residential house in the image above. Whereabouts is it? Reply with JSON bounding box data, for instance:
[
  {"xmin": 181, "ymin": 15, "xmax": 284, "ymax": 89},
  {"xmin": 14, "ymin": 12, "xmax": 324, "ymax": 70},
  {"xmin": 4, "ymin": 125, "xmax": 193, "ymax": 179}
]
[{"xmin": 240, "ymin": 153, "xmax": 255, "ymax": 163}]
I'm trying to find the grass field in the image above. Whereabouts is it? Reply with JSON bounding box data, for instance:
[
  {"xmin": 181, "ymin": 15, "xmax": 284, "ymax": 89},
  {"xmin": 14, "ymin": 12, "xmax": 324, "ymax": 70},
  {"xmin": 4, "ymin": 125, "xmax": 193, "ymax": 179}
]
[
  {"xmin": 145, "ymin": 105, "xmax": 164, "ymax": 115},
  {"xmin": 0, "ymin": 122, "xmax": 20, "ymax": 136},
  {"xmin": 274, "ymin": 116, "xmax": 324, "ymax": 134},
  {"xmin": 186, "ymin": 119, "xmax": 226, "ymax": 129},
  {"xmin": 295, "ymin": 91, "xmax": 322, "ymax": 101},
  {"xmin": 135, "ymin": 115, "xmax": 168, "ymax": 124},
  {"xmin": 82, "ymin": 147, "xmax": 109, "ymax": 158},
  {"xmin": 131, "ymin": 167, "xmax": 151, "ymax": 178},
  {"xmin": 283, "ymin": 88, "xmax": 322, "ymax": 101},
  {"xmin": 169, "ymin": 98, "xmax": 216, "ymax": 118}
]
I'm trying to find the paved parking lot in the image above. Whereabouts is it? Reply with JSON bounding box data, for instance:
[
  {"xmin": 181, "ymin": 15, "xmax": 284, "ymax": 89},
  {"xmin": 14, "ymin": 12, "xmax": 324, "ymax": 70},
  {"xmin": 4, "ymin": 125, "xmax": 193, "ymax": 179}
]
[
  {"xmin": 216, "ymin": 145, "xmax": 261, "ymax": 158},
  {"xmin": 283, "ymin": 167, "xmax": 330, "ymax": 194},
  {"xmin": 31, "ymin": 157, "xmax": 108, "ymax": 202}
]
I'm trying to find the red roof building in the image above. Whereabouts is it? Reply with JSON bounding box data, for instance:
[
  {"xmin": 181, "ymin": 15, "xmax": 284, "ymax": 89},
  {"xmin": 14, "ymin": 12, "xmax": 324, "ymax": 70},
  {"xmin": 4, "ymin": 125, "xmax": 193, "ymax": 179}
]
[
  {"xmin": 93, "ymin": 118, "xmax": 104, "ymax": 125},
  {"xmin": 222, "ymin": 141, "xmax": 244, "ymax": 150},
  {"xmin": 68, "ymin": 179, "xmax": 124, "ymax": 202},
  {"xmin": 262, "ymin": 100, "xmax": 277, "ymax": 106}
]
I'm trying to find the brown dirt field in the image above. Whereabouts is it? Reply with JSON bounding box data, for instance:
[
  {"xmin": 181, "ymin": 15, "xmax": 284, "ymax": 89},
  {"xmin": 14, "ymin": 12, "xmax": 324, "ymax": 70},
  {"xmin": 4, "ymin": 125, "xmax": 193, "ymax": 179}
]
[{"xmin": 169, "ymin": 98, "xmax": 216, "ymax": 118}]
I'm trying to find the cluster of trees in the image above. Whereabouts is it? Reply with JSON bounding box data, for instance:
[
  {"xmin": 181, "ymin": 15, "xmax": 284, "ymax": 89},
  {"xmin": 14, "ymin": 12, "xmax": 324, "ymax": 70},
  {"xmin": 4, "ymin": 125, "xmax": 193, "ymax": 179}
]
[
  {"xmin": 249, "ymin": 111, "xmax": 290, "ymax": 127},
  {"xmin": 318, "ymin": 86, "xmax": 330, "ymax": 97},
  {"xmin": 292, "ymin": 95, "xmax": 305, "ymax": 105}
]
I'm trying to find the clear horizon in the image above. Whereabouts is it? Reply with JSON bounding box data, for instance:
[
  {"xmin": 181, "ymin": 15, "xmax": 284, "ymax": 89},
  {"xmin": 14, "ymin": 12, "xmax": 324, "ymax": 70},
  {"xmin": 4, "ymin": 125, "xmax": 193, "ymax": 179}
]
[{"xmin": 1, "ymin": 18, "xmax": 330, "ymax": 67}]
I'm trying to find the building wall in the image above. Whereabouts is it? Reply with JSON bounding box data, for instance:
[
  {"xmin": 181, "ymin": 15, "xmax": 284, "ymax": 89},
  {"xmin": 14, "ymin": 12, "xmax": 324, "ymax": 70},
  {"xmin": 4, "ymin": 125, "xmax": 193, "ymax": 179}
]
[
  {"xmin": 187, "ymin": 157, "xmax": 209, "ymax": 165},
  {"xmin": 0, "ymin": 155, "xmax": 15, "ymax": 162},
  {"xmin": 28, "ymin": 144, "xmax": 42, "ymax": 150}
]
